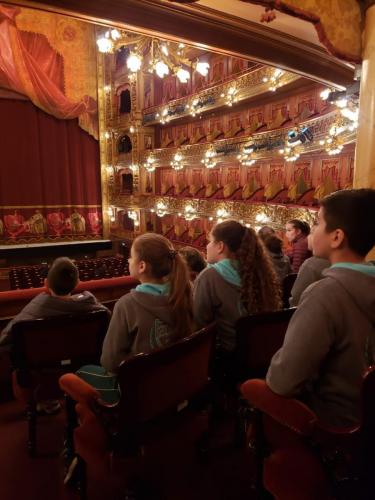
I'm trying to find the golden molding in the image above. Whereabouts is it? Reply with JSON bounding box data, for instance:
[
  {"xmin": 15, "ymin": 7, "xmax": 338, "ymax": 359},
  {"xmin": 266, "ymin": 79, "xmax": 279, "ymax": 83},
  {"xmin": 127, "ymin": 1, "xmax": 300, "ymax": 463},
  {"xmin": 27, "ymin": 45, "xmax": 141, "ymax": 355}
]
[
  {"xmin": 142, "ymin": 66, "xmax": 299, "ymax": 125},
  {"xmin": 111, "ymin": 194, "xmax": 317, "ymax": 231},
  {"xmin": 139, "ymin": 110, "xmax": 356, "ymax": 165}
]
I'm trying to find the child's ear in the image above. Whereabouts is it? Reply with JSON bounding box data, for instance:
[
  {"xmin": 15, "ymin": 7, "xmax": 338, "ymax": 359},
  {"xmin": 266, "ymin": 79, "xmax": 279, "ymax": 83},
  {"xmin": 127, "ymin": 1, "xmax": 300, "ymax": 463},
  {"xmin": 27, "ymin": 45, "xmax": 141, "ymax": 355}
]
[
  {"xmin": 331, "ymin": 228, "xmax": 345, "ymax": 249},
  {"xmin": 138, "ymin": 260, "xmax": 147, "ymax": 274},
  {"xmin": 217, "ymin": 241, "xmax": 225, "ymax": 255}
]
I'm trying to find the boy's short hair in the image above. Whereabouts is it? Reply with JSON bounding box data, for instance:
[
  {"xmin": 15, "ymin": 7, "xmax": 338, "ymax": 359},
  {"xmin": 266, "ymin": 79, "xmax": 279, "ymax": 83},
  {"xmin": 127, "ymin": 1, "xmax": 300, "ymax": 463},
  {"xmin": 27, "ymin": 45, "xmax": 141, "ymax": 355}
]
[
  {"xmin": 263, "ymin": 234, "xmax": 283, "ymax": 254},
  {"xmin": 47, "ymin": 257, "xmax": 79, "ymax": 295},
  {"xmin": 178, "ymin": 246, "xmax": 206, "ymax": 274},
  {"xmin": 321, "ymin": 189, "xmax": 375, "ymax": 256}
]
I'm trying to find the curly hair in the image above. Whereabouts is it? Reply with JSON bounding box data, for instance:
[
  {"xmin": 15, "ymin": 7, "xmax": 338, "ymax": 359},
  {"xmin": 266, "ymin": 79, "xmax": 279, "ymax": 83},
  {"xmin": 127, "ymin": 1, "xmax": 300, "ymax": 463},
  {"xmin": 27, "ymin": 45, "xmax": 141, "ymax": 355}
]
[{"xmin": 212, "ymin": 220, "xmax": 282, "ymax": 314}]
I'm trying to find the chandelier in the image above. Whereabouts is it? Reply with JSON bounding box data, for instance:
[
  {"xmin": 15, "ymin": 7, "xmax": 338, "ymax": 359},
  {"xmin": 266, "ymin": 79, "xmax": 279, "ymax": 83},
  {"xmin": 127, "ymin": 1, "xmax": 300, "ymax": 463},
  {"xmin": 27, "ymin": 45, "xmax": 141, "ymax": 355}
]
[
  {"xmin": 201, "ymin": 146, "xmax": 217, "ymax": 169},
  {"xmin": 155, "ymin": 202, "xmax": 168, "ymax": 217},
  {"xmin": 319, "ymin": 123, "xmax": 346, "ymax": 155},
  {"xmin": 184, "ymin": 204, "xmax": 197, "ymax": 221},
  {"xmin": 170, "ymin": 151, "xmax": 184, "ymax": 170},
  {"xmin": 279, "ymin": 144, "xmax": 301, "ymax": 162},
  {"xmin": 216, "ymin": 208, "xmax": 230, "ymax": 223},
  {"xmin": 96, "ymin": 31, "xmax": 210, "ymax": 84},
  {"xmin": 237, "ymin": 145, "xmax": 256, "ymax": 166},
  {"xmin": 143, "ymin": 156, "xmax": 156, "ymax": 172},
  {"xmin": 262, "ymin": 68, "xmax": 284, "ymax": 92},
  {"xmin": 221, "ymin": 86, "xmax": 239, "ymax": 107}
]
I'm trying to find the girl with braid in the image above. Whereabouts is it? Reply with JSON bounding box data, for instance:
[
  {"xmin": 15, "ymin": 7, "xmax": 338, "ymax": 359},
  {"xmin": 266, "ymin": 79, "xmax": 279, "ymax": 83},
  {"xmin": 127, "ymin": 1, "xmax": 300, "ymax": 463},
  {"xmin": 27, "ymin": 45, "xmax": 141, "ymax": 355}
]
[{"xmin": 193, "ymin": 220, "xmax": 282, "ymax": 354}]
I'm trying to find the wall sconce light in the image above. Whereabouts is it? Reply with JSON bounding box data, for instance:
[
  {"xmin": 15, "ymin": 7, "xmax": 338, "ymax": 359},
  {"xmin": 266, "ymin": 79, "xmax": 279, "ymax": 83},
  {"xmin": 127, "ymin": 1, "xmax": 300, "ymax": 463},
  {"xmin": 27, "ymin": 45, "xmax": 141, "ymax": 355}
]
[{"xmin": 128, "ymin": 210, "xmax": 140, "ymax": 227}]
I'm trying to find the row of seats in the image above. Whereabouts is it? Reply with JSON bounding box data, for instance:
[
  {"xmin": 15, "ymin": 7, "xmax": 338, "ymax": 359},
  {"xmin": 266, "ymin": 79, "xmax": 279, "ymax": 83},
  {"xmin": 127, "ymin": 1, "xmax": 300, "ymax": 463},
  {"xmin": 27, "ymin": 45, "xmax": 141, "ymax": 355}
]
[
  {"xmin": 9, "ymin": 302, "xmax": 373, "ymax": 498},
  {"xmin": 8, "ymin": 256, "xmax": 130, "ymax": 290}
]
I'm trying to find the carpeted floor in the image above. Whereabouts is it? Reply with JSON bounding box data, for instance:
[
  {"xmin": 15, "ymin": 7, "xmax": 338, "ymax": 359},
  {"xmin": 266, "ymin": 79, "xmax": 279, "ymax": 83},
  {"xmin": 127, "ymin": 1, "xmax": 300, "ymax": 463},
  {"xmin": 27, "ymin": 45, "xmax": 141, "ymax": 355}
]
[{"xmin": 0, "ymin": 400, "xmax": 257, "ymax": 500}]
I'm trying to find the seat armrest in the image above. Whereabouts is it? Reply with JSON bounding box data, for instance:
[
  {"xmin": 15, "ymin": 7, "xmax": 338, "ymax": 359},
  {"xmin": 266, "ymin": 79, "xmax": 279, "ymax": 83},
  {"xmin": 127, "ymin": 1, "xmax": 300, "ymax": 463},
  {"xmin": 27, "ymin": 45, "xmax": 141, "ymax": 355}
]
[
  {"xmin": 59, "ymin": 373, "xmax": 100, "ymax": 404},
  {"xmin": 241, "ymin": 379, "xmax": 317, "ymax": 436}
]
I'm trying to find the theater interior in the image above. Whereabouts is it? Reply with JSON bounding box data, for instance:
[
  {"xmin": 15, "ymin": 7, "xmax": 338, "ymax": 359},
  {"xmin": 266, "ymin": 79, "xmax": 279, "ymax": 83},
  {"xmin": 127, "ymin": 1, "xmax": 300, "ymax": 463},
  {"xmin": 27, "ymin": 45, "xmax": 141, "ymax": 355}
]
[{"xmin": 0, "ymin": 1, "xmax": 373, "ymax": 499}]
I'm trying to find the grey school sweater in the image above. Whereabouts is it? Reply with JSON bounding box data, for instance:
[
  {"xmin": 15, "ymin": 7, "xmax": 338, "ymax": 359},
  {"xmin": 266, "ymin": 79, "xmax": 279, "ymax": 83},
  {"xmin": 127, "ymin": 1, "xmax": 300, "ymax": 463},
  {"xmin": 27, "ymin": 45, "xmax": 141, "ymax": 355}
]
[
  {"xmin": 193, "ymin": 266, "xmax": 243, "ymax": 352},
  {"xmin": 0, "ymin": 291, "xmax": 108, "ymax": 346},
  {"xmin": 267, "ymin": 266, "xmax": 375, "ymax": 427},
  {"xmin": 289, "ymin": 256, "xmax": 330, "ymax": 306},
  {"xmin": 100, "ymin": 290, "xmax": 181, "ymax": 373}
]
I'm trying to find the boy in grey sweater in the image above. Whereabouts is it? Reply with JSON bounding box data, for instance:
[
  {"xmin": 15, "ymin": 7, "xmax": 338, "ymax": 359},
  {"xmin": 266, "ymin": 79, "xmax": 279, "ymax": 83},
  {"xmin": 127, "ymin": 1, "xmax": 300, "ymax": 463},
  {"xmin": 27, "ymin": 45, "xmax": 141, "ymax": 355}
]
[
  {"xmin": 267, "ymin": 189, "xmax": 375, "ymax": 427},
  {"xmin": 0, "ymin": 257, "xmax": 108, "ymax": 346},
  {"xmin": 289, "ymin": 226, "xmax": 330, "ymax": 306}
]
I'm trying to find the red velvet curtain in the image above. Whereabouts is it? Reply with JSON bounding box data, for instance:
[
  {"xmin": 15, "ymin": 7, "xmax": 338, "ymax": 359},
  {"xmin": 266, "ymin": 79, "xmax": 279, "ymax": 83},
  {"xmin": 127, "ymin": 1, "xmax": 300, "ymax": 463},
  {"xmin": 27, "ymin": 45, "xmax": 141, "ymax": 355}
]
[{"xmin": 0, "ymin": 99, "xmax": 102, "ymax": 241}]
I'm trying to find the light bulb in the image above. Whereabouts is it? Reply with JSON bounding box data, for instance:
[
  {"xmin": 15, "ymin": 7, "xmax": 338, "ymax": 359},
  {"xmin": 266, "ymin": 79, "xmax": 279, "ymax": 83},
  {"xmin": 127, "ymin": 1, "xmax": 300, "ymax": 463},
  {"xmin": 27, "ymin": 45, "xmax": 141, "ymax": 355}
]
[
  {"xmin": 97, "ymin": 37, "xmax": 113, "ymax": 53},
  {"xmin": 196, "ymin": 61, "xmax": 210, "ymax": 76},
  {"xmin": 110, "ymin": 29, "xmax": 121, "ymax": 40},
  {"xmin": 176, "ymin": 68, "xmax": 190, "ymax": 83},
  {"xmin": 320, "ymin": 88, "xmax": 330, "ymax": 101},
  {"xmin": 161, "ymin": 44, "xmax": 169, "ymax": 56},
  {"xmin": 155, "ymin": 60, "xmax": 169, "ymax": 78},
  {"xmin": 127, "ymin": 52, "xmax": 142, "ymax": 72}
]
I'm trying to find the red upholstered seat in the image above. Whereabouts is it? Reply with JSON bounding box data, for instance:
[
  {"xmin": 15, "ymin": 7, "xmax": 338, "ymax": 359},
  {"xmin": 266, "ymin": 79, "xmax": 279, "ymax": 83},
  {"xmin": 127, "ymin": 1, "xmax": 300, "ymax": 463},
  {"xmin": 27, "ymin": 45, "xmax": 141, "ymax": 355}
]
[
  {"xmin": 11, "ymin": 310, "xmax": 110, "ymax": 456},
  {"xmin": 235, "ymin": 308, "xmax": 296, "ymax": 381},
  {"xmin": 59, "ymin": 323, "xmax": 216, "ymax": 497},
  {"xmin": 240, "ymin": 369, "xmax": 375, "ymax": 500},
  {"xmin": 0, "ymin": 275, "xmax": 138, "ymax": 319}
]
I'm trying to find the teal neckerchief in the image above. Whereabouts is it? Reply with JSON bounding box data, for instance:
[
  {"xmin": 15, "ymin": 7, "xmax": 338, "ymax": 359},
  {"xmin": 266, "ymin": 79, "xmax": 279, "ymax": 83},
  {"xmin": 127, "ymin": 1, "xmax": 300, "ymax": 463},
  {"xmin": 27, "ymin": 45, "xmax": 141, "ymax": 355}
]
[
  {"xmin": 331, "ymin": 262, "xmax": 375, "ymax": 277},
  {"xmin": 209, "ymin": 258, "xmax": 241, "ymax": 286},
  {"xmin": 135, "ymin": 283, "xmax": 170, "ymax": 296}
]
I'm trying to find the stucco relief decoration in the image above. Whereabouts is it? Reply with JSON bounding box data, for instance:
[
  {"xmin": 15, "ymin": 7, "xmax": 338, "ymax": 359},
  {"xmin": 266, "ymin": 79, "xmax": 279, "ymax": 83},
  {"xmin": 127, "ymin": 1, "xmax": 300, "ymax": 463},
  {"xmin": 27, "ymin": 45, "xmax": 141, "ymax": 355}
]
[{"xmin": 168, "ymin": 0, "xmax": 363, "ymax": 63}]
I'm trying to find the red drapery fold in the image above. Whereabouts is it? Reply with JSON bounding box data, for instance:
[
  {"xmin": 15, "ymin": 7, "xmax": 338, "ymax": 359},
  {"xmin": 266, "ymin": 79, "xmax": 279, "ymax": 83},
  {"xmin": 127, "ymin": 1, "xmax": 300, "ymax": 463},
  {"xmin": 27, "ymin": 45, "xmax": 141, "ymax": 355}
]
[{"xmin": 0, "ymin": 5, "xmax": 98, "ymax": 138}]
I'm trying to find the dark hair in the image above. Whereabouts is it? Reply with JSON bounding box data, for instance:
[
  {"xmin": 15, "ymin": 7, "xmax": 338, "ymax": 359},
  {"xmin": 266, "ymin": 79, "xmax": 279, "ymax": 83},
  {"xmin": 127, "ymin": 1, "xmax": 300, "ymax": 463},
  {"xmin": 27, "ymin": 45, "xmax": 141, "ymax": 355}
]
[
  {"xmin": 132, "ymin": 233, "xmax": 193, "ymax": 336},
  {"xmin": 287, "ymin": 219, "xmax": 310, "ymax": 236},
  {"xmin": 321, "ymin": 189, "xmax": 375, "ymax": 256},
  {"xmin": 263, "ymin": 234, "xmax": 283, "ymax": 254},
  {"xmin": 212, "ymin": 220, "xmax": 282, "ymax": 313},
  {"xmin": 258, "ymin": 225, "xmax": 276, "ymax": 241},
  {"xmin": 179, "ymin": 246, "xmax": 206, "ymax": 277},
  {"xmin": 47, "ymin": 257, "xmax": 79, "ymax": 296}
]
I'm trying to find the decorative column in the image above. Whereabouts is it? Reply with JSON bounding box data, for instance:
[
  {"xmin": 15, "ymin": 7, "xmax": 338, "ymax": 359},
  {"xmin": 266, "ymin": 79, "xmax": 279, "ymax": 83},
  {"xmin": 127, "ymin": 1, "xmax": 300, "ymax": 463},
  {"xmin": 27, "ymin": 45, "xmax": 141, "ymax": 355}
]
[{"xmin": 353, "ymin": 2, "xmax": 375, "ymax": 188}]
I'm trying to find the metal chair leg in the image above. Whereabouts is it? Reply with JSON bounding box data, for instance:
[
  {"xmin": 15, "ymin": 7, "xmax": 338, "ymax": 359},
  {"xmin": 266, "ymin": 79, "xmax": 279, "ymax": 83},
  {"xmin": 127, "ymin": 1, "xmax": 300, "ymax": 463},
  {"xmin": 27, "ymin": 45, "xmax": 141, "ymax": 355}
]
[{"xmin": 27, "ymin": 400, "xmax": 37, "ymax": 457}]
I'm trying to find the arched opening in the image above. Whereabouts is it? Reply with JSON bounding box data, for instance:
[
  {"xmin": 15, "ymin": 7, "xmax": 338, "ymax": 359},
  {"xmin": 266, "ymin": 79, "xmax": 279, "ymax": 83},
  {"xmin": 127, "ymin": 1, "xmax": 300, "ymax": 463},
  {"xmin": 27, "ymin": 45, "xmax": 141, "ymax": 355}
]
[
  {"xmin": 121, "ymin": 173, "xmax": 133, "ymax": 194},
  {"xmin": 119, "ymin": 89, "xmax": 131, "ymax": 113},
  {"xmin": 118, "ymin": 134, "xmax": 132, "ymax": 154}
]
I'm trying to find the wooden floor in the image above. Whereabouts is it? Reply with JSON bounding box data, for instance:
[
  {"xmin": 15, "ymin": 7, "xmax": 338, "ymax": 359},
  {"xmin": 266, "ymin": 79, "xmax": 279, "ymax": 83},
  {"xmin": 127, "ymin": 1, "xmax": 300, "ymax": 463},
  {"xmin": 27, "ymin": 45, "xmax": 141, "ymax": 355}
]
[{"xmin": 0, "ymin": 399, "xmax": 256, "ymax": 500}]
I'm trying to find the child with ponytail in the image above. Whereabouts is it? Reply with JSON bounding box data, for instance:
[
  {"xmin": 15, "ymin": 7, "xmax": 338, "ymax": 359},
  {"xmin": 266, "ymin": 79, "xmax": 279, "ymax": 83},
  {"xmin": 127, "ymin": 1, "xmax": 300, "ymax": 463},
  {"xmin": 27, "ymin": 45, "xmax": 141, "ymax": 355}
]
[
  {"xmin": 76, "ymin": 233, "xmax": 193, "ymax": 404},
  {"xmin": 193, "ymin": 220, "xmax": 282, "ymax": 353},
  {"xmin": 101, "ymin": 233, "xmax": 193, "ymax": 372}
]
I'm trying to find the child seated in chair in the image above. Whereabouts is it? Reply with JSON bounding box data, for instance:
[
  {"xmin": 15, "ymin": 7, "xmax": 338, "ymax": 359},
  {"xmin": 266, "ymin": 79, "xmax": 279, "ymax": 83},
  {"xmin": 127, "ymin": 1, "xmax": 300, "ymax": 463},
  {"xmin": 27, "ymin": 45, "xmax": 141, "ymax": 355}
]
[
  {"xmin": 0, "ymin": 257, "xmax": 108, "ymax": 413},
  {"xmin": 193, "ymin": 220, "xmax": 282, "ymax": 356},
  {"xmin": 77, "ymin": 233, "xmax": 193, "ymax": 404},
  {"xmin": 267, "ymin": 189, "xmax": 375, "ymax": 427},
  {"xmin": 0, "ymin": 257, "xmax": 108, "ymax": 347},
  {"xmin": 179, "ymin": 246, "xmax": 207, "ymax": 282}
]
